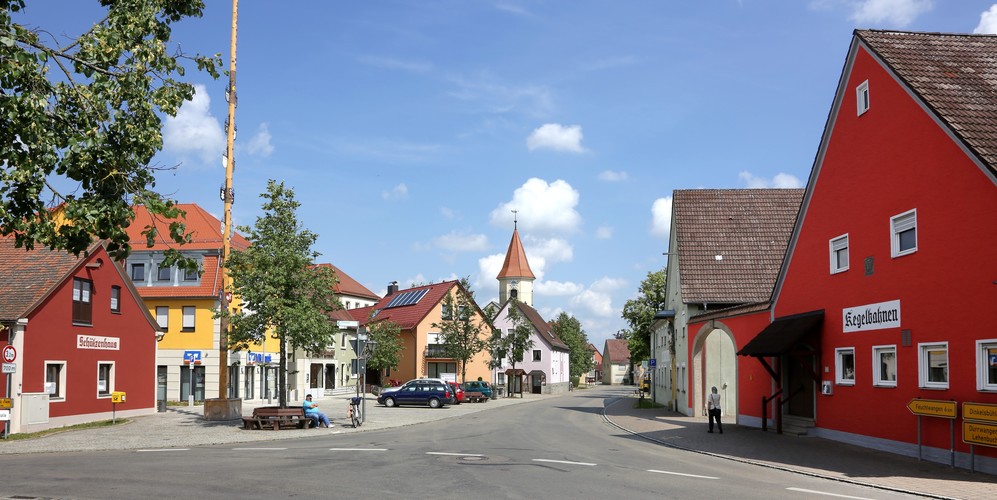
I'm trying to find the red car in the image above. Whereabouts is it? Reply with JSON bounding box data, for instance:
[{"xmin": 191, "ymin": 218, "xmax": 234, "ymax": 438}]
[{"xmin": 447, "ymin": 381, "xmax": 465, "ymax": 404}]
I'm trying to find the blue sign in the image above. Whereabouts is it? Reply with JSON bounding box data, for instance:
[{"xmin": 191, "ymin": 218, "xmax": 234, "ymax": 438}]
[
  {"xmin": 247, "ymin": 352, "xmax": 272, "ymax": 364},
  {"xmin": 183, "ymin": 351, "xmax": 201, "ymax": 363},
  {"xmin": 649, "ymin": 358, "xmax": 657, "ymax": 368},
  {"xmin": 990, "ymin": 354, "xmax": 997, "ymax": 366}
]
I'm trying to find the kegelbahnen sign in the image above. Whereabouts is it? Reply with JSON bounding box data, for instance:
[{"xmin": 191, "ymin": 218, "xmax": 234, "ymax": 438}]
[{"xmin": 843, "ymin": 299, "xmax": 900, "ymax": 333}]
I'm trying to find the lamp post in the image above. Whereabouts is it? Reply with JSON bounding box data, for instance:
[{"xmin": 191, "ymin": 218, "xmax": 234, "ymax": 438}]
[{"xmin": 360, "ymin": 337, "xmax": 377, "ymax": 424}]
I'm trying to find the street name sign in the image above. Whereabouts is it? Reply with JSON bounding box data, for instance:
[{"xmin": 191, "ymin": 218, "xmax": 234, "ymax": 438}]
[
  {"xmin": 963, "ymin": 402, "xmax": 997, "ymax": 424},
  {"xmin": 963, "ymin": 421, "xmax": 997, "ymax": 448},
  {"xmin": 906, "ymin": 398, "xmax": 957, "ymax": 419}
]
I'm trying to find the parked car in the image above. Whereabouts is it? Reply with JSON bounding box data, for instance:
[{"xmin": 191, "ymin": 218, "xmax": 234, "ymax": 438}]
[
  {"xmin": 447, "ymin": 381, "xmax": 464, "ymax": 404},
  {"xmin": 379, "ymin": 378, "xmax": 445, "ymax": 396},
  {"xmin": 462, "ymin": 381, "xmax": 492, "ymax": 402},
  {"xmin": 377, "ymin": 379, "xmax": 452, "ymax": 408}
]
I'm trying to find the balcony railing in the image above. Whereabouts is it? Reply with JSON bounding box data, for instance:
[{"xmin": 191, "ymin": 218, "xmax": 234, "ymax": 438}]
[{"xmin": 425, "ymin": 344, "xmax": 452, "ymax": 358}]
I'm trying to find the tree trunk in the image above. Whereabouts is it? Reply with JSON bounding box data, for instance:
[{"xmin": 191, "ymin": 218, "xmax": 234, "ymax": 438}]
[{"xmin": 278, "ymin": 334, "xmax": 287, "ymax": 407}]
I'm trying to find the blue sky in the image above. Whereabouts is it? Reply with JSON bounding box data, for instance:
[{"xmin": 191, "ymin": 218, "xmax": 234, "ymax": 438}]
[{"xmin": 19, "ymin": 1, "xmax": 997, "ymax": 350}]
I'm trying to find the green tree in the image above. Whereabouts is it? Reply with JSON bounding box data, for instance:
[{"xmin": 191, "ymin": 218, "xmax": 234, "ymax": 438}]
[
  {"xmin": 364, "ymin": 317, "xmax": 403, "ymax": 383},
  {"xmin": 0, "ymin": 1, "xmax": 221, "ymax": 270},
  {"xmin": 620, "ymin": 268, "xmax": 667, "ymax": 364},
  {"xmin": 549, "ymin": 312, "xmax": 594, "ymax": 386},
  {"xmin": 225, "ymin": 180, "xmax": 340, "ymax": 407},
  {"xmin": 494, "ymin": 300, "xmax": 534, "ymax": 397},
  {"xmin": 432, "ymin": 277, "xmax": 488, "ymax": 382}
]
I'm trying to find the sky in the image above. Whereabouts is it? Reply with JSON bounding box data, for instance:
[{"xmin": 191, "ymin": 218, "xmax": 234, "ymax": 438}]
[{"xmin": 17, "ymin": 1, "xmax": 997, "ymax": 351}]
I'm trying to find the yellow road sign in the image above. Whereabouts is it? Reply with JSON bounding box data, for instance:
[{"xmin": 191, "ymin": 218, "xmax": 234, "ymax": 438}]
[
  {"xmin": 906, "ymin": 398, "xmax": 957, "ymax": 419},
  {"xmin": 963, "ymin": 402, "xmax": 997, "ymax": 424},
  {"xmin": 963, "ymin": 421, "xmax": 997, "ymax": 448},
  {"xmin": 0, "ymin": 398, "xmax": 10, "ymax": 409}
]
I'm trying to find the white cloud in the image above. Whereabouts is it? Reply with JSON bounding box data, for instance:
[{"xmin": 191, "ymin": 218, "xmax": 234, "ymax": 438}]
[
  {"xmin": 590, "ymin": 277, "xmax": 627, "ymax": 292},
  {"xmin": 490, "ymin": 178, "xmax": 582, "ymax": 235},
  {"xmin": 525, "ymin": 236, "xmax": 573, "ymax": 264},
  {"xmin": 571, "ymin": 289, "xmax": 616, "ymax": 317},
  {"xmin": 434, "ymin": 232, "xmax": 489, "ymax": 252},
  {"xmin": 381, "ymin": 183, "xmax": 409, "ymax": 200},
  {"xmin": 535, "ymin": 280, "xmax": 585, "ymax": 296},
  {"xmin": 440, "ymin": 207, "xmax": 457, "ymax": 219},
  {"xmin": 596, "ymin": 226, "xmax": 613, "ymax": 239},
  {"xmin": 447, "ymin": 75, "xmax": 553, "ymax": 117},
  {"xmin": 598, "ymin": 170, "xmax": 628, "ymax": 182},
  {"xmin": 738, "ymin": 171, "xmax": 804, "ymax": 188},
  {"xmin": 246, "ymin": 123, "xmax": 274, "ymax": 157},
  {"xmin": 163, "ymin": 84, "xmax": 225, "ymax": 164},
  {"xmin": 650, "ymin": 196, "xmax": 672, "ymax": 239},
  {"xmin": 848, "ymin": 0, "xmax": 932, "ymax": 27},
  {"xmin": 476, "ymin": 253, "xmax": 506, "ymax": 292},
  {"xmin": 495, "ymin": 2, "xmax": 531, "ymax": 16},
  {"xmin": 975, "ymin": 5, "xmax": 997, "ymax": 34},
  {"xmin": 526, "ymin": 123, "xmax": 586, "ymax": 153}
]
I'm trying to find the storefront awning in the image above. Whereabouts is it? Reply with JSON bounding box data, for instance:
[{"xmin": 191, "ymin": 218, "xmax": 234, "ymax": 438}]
[{"xmin": 738, "ymin": 310, "xmax": 824, "ymax": 357}]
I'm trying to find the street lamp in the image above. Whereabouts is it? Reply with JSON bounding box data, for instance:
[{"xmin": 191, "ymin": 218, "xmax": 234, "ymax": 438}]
[{"xmin": 358, "ymin": 333, "xmax": 377, "ymax": 424}]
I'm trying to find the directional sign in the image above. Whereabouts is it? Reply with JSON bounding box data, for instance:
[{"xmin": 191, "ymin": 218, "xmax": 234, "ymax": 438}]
[
  {"xmin": 963, "ymin": 402, "xmax": 997, "ymax": 424},
  {"xmin": 963, "ymin": 421, "xmax": 997, "ymax": 448},
  {"xmin": 2, "ymin": 345, "xmax": 15, "ymax": 363},
  {"xmin": 0, "ymin": 398, "xmax": 11, "ymax": 409},
  {"xmin": 906, "ymin": 398, "xmax": 957, "ymax": 419}
]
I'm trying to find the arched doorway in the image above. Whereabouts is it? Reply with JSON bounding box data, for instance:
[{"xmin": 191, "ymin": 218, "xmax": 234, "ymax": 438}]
[{"xmin": 692, "ymin": 322, "xmax": 738, "ymax": 421}]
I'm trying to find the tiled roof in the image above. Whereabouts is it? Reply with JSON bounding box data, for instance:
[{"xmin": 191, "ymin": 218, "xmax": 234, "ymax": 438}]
[
  {"xmin": 856, "ymin": 30, "xmax": 997, "ymax": 175},
  {"xmin": 328, "ymin": 309, "xmax": 355, "ymax": 322},
  {"xmin": 512, "ymin": 301, "xmax": 568, "ymax": 351},
  {"xmin": 362, "ymin": 281, "xmax": 458, "ymax": 330},
  {"xmin": 348, "ymin": 306, "xmax": 374, "ymax": 322},
  {"xmin": 674, "ymin": 189, "xmax": 803, "ymax": 304},
  {"xmin": 496, "ymin": 229, "xmax": 535, "ymax": 279},
  {"xmin": 604, "ymin": 338, "xmax": 630, "ymax": 363},
  {"xmin": 589, "ymin": 343, "xmax": 603, "ymax": 363},
  {"xmin": 133, "ymin": 253, "xmax": 223, "ymax": 299},
  {"xmin": 313, "ymin": 263, "xmax": 379, "ymax": 300},
  {"xmin": 127, "ymin": 203, "xmax": 250, "ymax": 251},
  {"xmin": 0, "ymin": 237, "xmax": 86, "ymax": 320}
]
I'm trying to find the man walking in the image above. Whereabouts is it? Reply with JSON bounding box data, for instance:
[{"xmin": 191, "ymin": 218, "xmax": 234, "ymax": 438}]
[
  {"xmin": 707, "ymin": 386, "xmax": 723, "ymax": 434},
  {"xmin": 303, "ymin": 394, "xmax": 332, "ymax": 428}
]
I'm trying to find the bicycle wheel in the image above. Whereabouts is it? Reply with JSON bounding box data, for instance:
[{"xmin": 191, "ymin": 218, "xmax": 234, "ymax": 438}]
[{"xmin": 351, "ymin": 404, "xmax": 361, "ymax": 428}]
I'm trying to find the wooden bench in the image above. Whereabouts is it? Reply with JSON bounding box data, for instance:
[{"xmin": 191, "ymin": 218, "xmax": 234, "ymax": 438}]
[
  {"xmin": 464, "ymin": 391, "xmax": 489, "ymax": 403},
  {"xmin": 241, "ymin": 406, "xmax": 314, "ymax": 430}
]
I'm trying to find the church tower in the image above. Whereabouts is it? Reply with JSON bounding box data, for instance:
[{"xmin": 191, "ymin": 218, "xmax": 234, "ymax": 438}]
[{"xmin": 497, "ymin": 214, "xmax": 535, "ymax": 306}]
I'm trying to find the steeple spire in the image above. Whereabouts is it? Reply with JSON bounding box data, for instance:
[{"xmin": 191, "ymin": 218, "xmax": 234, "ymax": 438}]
[{"xmin": 497, "ymin": 216, "xmax": 535, "ymax": 306}]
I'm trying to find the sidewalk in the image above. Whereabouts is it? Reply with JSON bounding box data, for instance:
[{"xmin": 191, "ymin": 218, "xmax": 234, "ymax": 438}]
[{"xmin": 602, "ymin": 394, "xmax": 997, "ymax": 500}]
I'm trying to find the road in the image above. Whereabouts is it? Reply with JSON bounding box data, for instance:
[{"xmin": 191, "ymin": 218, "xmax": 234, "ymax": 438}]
[{"xmin": 0, "ymin": 387, "xmax": 919, "ymax": 499}]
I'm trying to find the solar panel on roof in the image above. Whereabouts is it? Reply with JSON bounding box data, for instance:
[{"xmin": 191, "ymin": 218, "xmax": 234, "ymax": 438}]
[{"xmin": 384, "ymin": 288, "xmax": 429, "ymax": 309}]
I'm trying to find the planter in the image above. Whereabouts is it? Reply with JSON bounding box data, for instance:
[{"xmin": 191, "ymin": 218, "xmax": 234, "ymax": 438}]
[{"xmin": 203, "ymin": 398, "xmax": 242, "ymax": 421}]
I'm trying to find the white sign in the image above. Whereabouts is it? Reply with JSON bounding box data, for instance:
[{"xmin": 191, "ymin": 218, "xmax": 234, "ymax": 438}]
[
  {"xmin": 0, "ymin": 410, "xmax": 9, "ymax": 421},
  {"xmin": 2, "ymin": 345, "xmax": 15, "ymax": 362},
  {"xmin": 842, "ymin": 300, "xmax": 901, "ymax": 333},
  {"xmin": 77, "ymin": 335, "xmax": 120, "ymax": 350},
  {"xmin": 1, "ymin": 363, "xmax": 14, "ymax": 374}
]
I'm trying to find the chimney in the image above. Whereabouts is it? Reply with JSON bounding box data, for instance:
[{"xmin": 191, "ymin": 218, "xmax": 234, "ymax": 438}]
[{"xmin": 387, "ymin": 281, "xmax": 399, "ymax": 296}]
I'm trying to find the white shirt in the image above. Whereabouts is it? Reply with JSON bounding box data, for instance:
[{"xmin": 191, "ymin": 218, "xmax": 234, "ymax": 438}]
[{"xmin": 708, "ymin": 392, "xmax": 721, "ymax": 410}]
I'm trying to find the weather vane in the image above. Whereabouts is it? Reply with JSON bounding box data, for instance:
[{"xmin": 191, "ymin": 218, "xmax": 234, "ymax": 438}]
[{"xmin": 511, "ymin": 209, "xmax": 518, "ymax": 230}]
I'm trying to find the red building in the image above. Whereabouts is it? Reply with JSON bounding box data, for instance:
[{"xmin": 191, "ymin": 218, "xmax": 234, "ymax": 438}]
[
  {"xmin": 690, "ymin": 30, "xmax": 997, "ymax": 473},
  {"xmin": 0, "ymin": 239, "xmax": 159, "ymax": 433}
]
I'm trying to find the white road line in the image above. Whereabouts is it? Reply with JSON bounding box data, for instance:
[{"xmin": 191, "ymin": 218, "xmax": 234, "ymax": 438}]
[
  {"xmin": 785, "ymin": 488, "xmax": 874, "ymax": 499},
  {"xmin": 427, "ymin": 452, "xmax": 485, "ymax": 457},
  {"xmin": 232, "ymin": 448, "xmax": 287, "ymax": 451},
  {"xmin": 136, "ymin": 448, "xmax": 189, "ymax": 452},
  {"xmin": 532, "ymin": 458, "xmax": 596, "ymax": 466},
  {"xmin": 647, "ymin": 469, "xmax": 719, "ymax": 480},
  {"xmin": 328, "ymin": 448, "xmax": 388, "ymax": 451}
]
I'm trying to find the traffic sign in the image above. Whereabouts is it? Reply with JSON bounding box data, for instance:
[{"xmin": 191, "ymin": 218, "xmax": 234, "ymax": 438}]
[
  {"xmin": 963, "ymin": 402, "xmax": 997, "ymax": 424},
  {"xmin": 0, "ymin": 398, "xmax": 11, "ymax": 409},
  {"xmin": 906, "ymin": 398, "xmax": 957, "ymax": 419},
  {"xmin": 0, "ymin": 410, "xmax": 9, "ymax": 421},
  {"xmin": 648, "ymin": 358, "xmax": 657, "ymax": 368},
  {"xmin": 963, "ymin": 421, "xmax": 997, "ymax": 448},
  {"xmin": 1, "ymin": 363, "xmax": 14, "ymax": 374},
  {"xmin": 2, "ymin": 345, "xmax": 15, "ymax": 363}
]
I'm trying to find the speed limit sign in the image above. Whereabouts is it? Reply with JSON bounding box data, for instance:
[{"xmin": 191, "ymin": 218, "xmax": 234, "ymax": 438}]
[{"xmin": 2, "ymin": 346, "xmax": 15, "ymax": 363}]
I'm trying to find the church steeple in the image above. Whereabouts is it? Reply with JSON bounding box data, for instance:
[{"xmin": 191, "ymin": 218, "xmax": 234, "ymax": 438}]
[{"xmin": 497, "ymin": 212, "xmax": 534, "ymax": 306}]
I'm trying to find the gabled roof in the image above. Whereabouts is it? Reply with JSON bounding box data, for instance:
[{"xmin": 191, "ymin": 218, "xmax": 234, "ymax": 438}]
[
  {"xmin": 127, "ymin": 203, "xmax": 250, "ymax": 252},
  {"xmin": 604, "ymin": 338, "xmax": 630, "ymax": 363},
  {"xmin": 313, "ymin": 263, "xmax": 379, "ymax": 300},
  {"xmin": 496, "ymin": 229, "xmax": 535, "ymax": 279},
  {"xmin": 856, "ymin": 30, "xmax": 997, "ymax": 176},
  {"xmin": 361, "ymin": 281, "xmax": 458, "ymax": 330},
  {"xmin": 673, "ymin": 189, "xmax": 803, "ymax": 305},
  {"xmin": 589, "ymin": 343, "xmax": 603, "ymax": 363},
  {"xmin": 508, "ymin": 300, "xmax": 568, "ymax": 351},
  {"xmin": 134, "ymin": 253, "xmax": 223, "ymax": 299}
]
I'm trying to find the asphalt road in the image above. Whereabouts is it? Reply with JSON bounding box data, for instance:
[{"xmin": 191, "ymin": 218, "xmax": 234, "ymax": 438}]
[{"xmin": 0, "ymin": 387, "xmax": 921, "ymax": 499}]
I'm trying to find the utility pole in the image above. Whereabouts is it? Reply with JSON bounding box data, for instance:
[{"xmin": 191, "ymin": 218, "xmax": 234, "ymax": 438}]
[{"xmin": 218, "ymin": 0, "xmax": 238, "ymax": 403}]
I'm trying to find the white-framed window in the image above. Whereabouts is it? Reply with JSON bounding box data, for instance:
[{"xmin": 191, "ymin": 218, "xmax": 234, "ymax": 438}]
[
  {"xmin": 872, "ymin": 345, "xmax": 897, "ymax": 387},
  {"xmin": 835, "ymin": 347, "xmax": 855, "ymax": 385},
  {"xmin": 891, "ymin": 209, "xmax": 917, "ymax": 257},
  {"xmin": 110, "ymin": 286, "xmax": 121, "ymax": 313},
  {"xmin": 918, "ymin": 342, "xmax": 948, "ymax": 389},
  {"xmin": 182, "ymin": 306, "xmax": 196, "ymax": 332},
  {"xmin": 856, "ymin": 80, "xmax": 870, "ymax": 115},
  {"xmin": 829, "ymin": 234, "xmax": 849, "ymax": 274},
  {"xmin": 533, "ymin": 349, "xmax": 542, "ymax": 361},
  {"xmin": 45, "ymin": 361, "xmax": 67, "ymax": 401},
  {"xmin": 156, "ymin": 306, "xmax": 169, "ymax": 331},
  {"xmin": 977, "ymin": 339, "xmax": 997, "ymax": 391},
  {"xmin": 97, "ymin": 362, "xmax": 114, "ymax": 397}
]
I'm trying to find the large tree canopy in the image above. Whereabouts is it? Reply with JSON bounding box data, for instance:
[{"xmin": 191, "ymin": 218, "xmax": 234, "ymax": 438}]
[
  {"xmin": 549, "ymin": 312, "xmax": 594, "ymax": 385},
  {"xmin": 0, "ymin": 0, "xmax": 220, "ymax": 268},
  {"xmin": 620, "ymin": 268, "xmax": 667, "ymax": 364},
  {"xmin": 432, "ymin": 277, "xmax": 488, "ymax": 382}
]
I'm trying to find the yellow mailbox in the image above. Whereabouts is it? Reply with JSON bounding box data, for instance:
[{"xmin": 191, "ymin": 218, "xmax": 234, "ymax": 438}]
[{"xmin": 111, "ymin": 391, "xmax": 126, "ymax": 403}]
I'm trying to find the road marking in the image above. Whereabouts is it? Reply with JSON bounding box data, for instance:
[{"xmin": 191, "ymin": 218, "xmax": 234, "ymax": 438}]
[
  {"xmin": 232, "ymin": 447, "xmax": 287, "ymax": 451},
  {"xmin": 532, "ymin": 458, "xmax": 596, "ymax": 466},
  {"xmin": 137, "ymin": 448, "xmax": 189, "ymax": 452},
  {"xmin": 427, "ymin": 452, "xmax": 485, "ymax": 457},
  {"xmin": 328, "ymin": 448, "xmax": 388, "ymax": 451},
  {"xmin": 647, "ymin": 469, "xmax": 719, "ymax": 479},
  {"xmin": 786, "ymin": 488, "xmax": 874, "ymax": 499}
]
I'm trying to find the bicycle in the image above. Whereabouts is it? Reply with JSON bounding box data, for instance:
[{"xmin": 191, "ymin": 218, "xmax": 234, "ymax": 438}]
[{"xmin": 348, "ymin": 396, "xmax": 362, "ymax": 428}]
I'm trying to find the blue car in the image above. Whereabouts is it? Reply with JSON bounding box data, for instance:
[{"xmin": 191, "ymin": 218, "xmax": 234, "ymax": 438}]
[{"xmin": 377, "ymin": 379, "xmax": 453, "ymax": 408}]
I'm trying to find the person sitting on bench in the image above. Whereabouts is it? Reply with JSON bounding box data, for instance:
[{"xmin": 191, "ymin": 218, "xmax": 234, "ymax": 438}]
[{"xmin": 303, "ymin": 394, "xmax": 331, "ymax": 428}]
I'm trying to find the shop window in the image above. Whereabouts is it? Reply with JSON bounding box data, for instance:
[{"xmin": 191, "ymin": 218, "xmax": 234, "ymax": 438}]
[
  {"xmin": 72, "ymin": 278, "xmax": 93, "ymax": 325},
  {"xmin": 856, "ymin": 80, "xmax": 869, "ymax": 115},
  {"xmin": 918, "ymin": 343, "xmax": 948, "ymax": 389},
  {"xmin": 97, "ymin": 362, "xmax": 114, "ymax": 397},
  {"xmin": 977, "ymin": 340, "xmax": 997, "ymax": 391},
  {"xmin": 835, "ymin": 347, "xmax": 855, "ymax": 385},
  {"xmin": 182, "ymin": 306, "xmax": 196, "ymax": 332},
  {"xmin": 156, "ymin": 306, "xmax": 169, "ymax": 331},
  {"xmin": 891, "ymin": 209, "xmax": 917, "ymax": 257},
  {"xmin": 110, "ymin": 286, "xmax": 121, "ymax": 313},
  {"xmin": 872, "ymin": 345, "xmax": 897, "ymax": 387},
  {"xmin": 829, "ymin": 234, "xmax": 849, "ymax": 274},
  {"xmin": 45, "ymin": 362, "xmax": 66, "ymax": 400}
]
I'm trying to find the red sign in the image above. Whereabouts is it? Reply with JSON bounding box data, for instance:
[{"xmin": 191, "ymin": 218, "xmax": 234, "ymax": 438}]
[{"xmin": 2, "ymin": 346, "xmax": 16, "ymax": 363}]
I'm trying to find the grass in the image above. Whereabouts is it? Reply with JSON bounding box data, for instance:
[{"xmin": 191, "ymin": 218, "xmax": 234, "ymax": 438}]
[
  {"xmin": 633, "ymin": 397, "xmax": 664, "ymax": 409},
  {"xmin": 0, "ymin": 418, "xmax": 127, "ymax": 441}
]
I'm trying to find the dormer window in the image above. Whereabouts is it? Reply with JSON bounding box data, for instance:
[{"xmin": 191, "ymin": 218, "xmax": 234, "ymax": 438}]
[
  {"xmin": 131, "ymin": 263, "xmax": 145, "ymax": 281},
  {"xmin": 856, "ymin": 80, "xmax": 870, "ymax": 115}
]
